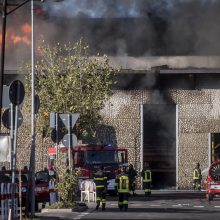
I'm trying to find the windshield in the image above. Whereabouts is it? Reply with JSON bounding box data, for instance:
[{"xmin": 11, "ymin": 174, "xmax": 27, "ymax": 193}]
[
  {"xmin": 0, "ymin": 173, "xmax": 28, "ymax": 184},
  {"xmin": 85, "ymin": 150, "xmax": 118, "ymax": 165},
  {"xmin": 35, "ymin": 171, "xmax": 49, "ymax": 184}
]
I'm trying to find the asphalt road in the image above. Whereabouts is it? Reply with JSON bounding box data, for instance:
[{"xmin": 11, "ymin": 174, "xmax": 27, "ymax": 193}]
[{"xmin": 36, "ymin": 190, "xmax": 220, "ymax": 220}]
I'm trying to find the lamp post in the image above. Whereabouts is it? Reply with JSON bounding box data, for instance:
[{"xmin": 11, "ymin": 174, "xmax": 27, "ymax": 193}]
[{"xmin": 30, "ymin": 0, "xmax": 36, "ymax": 217}]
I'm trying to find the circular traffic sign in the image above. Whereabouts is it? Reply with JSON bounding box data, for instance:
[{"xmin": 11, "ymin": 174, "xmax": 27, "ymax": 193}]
[
  {"xmin": 2, "ymin": 108, "xmax": 23, "ymax": 129},
  {"xmin": 62, "ymin": 133, "xmax": 77, "ymax": 147},
  {"xmin": 9, "ymin": 80, "xmax": 25, "ymax": 105},
  {"xmin": 51, "ymin": 128, "xmax": 64, "ymax": 143}
]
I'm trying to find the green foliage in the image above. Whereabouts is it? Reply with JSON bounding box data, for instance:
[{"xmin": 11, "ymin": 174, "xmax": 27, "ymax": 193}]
[
  {"xmin": 24, "ymin": 39, "xmax": 117, "ymax": 138},
  {"xmin": 54, "ymin": 160, "xmax": 81, "ymax": 208}
]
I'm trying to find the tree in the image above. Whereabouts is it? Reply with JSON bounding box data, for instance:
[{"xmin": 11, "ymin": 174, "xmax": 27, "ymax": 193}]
[{"xmin": 25, "ymin": 39, "xmax": 117, "ymax": 139}]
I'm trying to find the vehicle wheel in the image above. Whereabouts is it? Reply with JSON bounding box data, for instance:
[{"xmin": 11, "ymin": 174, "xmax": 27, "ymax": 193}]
[{"xmin": 206, "ymin": 193, "xmax": 213, "ymax": 201}]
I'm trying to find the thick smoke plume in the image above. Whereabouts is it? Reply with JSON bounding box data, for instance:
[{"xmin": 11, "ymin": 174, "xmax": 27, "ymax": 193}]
[
  {"xmin": 1, "ymin": 0, "xmax": 220, "ymax": 68},
  {"xmin": 41, "ymin": 0, "xmax": 220, "ymax": 56}
]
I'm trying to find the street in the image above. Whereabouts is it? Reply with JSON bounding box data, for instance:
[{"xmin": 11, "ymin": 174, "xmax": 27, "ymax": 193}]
[{"xmin": 36, "ymin": 190, "xmax": 220, "ymax": 220}]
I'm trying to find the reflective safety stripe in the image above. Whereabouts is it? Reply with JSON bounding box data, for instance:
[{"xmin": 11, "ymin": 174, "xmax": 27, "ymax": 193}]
[
  {"xmin": 193, "ymin": 169, "xmax": 199, "ymax": 180},
  {"xmin": 119, "ymin": 189, "xmax": 129, "ymax": 193},
  {"xmin": 122, "ymin": 200, "xmax": 128, "ymax": 205},
  {"xmin": 143, "ymin": 170, "xmax": 152, "ymax": 182},
  {"xmin": 97, "ymin": 197, "xmax": 101, "ymax": 201},
  {"xmin": 118, "ymin": 175, "xmax": 129, "ymax": 193},
  {"xmin": 144, "ymin": 189, "xmax": 151, "ymax": 192},
  {"xmin": 94, "ymin": 177, "xmax": 105, "ymax": 181},
  {"xmin": 96, "ymin": 185, "xmax": 105, "ymax": 188},
  {"xmin": 102, "ymin": 199, "xmax": 106, "ymax": 203},
  {"xmin": 118, "ymin": 201, "xmax": 123, "ymax": 205}
]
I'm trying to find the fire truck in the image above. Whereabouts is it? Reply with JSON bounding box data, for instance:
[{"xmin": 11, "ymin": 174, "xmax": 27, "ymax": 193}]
[
  {"xmin": 205, "ymin": 160, "xmax": 220, "ymax": 201},
  {"xmin": 48, "ymin": 144, "xmax": 128, "ymax": 194}
]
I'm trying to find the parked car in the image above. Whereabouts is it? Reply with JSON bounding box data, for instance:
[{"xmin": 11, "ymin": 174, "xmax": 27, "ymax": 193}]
[{"xmin": 0, "ymin": 168, "xmax": 50, "ymax": 209}]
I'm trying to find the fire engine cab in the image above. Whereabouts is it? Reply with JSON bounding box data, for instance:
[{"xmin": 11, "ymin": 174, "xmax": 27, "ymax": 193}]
[
  {"xmin": 48, "ymin": 144, "xmax": 128, "ymax": 194},
  {"xmin": 206, "ymin": 160, "xmax": 220, "ymax": 201}
]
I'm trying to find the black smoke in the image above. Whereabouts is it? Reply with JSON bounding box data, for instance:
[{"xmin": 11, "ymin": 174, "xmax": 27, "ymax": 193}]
[
  {"xmin": 2, "ymin": 0, "xmax": 220, "ymax": 68},
  {"xmin": 40, "ymin": 0, "xmax": 220, "ymax": 56}
]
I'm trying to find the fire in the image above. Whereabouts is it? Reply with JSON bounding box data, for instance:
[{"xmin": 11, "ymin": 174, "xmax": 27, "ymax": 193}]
[
  {"xmin": 21, "ymin": 23, "xmax": 32, "ymax": 34},
  {"xmin": 0, "ymin": 23, "xmax": 32, "ymax": 47}
]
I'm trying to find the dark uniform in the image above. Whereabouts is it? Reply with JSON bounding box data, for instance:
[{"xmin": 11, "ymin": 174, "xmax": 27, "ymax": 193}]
[
  {"xmin": 193, "ymin": 162, "xmax": 202, "ymax": 190},
  {"xmin": 115, "ymin": 167, "xmax": 129, "ymax": 211},
  {"xmin": 127, "ymin": 164, "xmax": 137, "ymax": 196},
  {"xmin": 93, "ymin": 166, "xmax": 108, "ymax": 211},
  {"xmin": 141, "ymin": 163, "xmax": 152, "ymax": 196}
]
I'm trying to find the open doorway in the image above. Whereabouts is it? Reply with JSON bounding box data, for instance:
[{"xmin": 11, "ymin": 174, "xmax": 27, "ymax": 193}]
[
  {"xmin": 143, "ymin": 104, "xmax": 176, "ymax": 189},
  {"xmin": 211, "ymin": 133, "xmax": 220, "ymax": 163}
]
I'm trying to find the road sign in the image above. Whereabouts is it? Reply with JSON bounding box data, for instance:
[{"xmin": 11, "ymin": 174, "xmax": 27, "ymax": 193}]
[
  {"xmin": 59, "ymin": 113, "xmax": 79, "ymax": 129},
  {"xmin": 2, "ymin": 108, "xmax": 23, "ymax": 129},
  {"xmin": 51, "ymin": 128, "xmax": 64, "ymax": 143},
  {"xmin": 3, "ymin": 86, "xmax": 10, "ymax": 108},
  {"xmin": 48, "ymin": 147, "xmax": 56, "ymax": 155},
  {"xmin": 9, "ymin": 80, "xmax": 25, "ymax": 105},
  {"xmin": 62, "ymin": 133, "xmax": 77, "ymax": 147}
]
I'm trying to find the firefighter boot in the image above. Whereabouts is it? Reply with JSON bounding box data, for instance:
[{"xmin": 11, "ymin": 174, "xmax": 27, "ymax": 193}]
[
  {"xmin": 124, "ymin": 204, "xmax": 128, "ymax": 212},
  {"xmin": 102, "ymin": 203, "xmax": 106, "ymax": 211}
]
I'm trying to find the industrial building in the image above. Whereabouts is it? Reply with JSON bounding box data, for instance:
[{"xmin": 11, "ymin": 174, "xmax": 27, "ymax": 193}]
[{"xmin": 2, "ymin": 0, "xmax": 220, "ymax": 190}]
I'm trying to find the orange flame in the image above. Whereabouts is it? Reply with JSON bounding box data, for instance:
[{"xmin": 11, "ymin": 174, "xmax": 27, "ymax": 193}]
[{"xmin": 0, "ymin": 23, "xmax": 32, "ymax": 47}]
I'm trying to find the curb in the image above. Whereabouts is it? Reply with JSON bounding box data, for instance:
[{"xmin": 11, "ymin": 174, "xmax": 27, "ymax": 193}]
[{"xmin": 41, "ymin": 203, "xmax": 88, "ymax": 213}]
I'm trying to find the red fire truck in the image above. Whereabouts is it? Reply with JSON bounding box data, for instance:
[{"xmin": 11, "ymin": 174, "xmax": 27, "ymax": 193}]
[
  {"xmin": 48, "ymin": 144, "xmax": 128, "ymax": 194},
  {"xmin": 205, "ymin": 161, "xmax": 220, "ymax": 201}
]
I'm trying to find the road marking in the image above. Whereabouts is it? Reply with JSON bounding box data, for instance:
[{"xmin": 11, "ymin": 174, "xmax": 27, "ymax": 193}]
[
  {"xmin": 73, "ymin": 212, "xmax": 89, "ymax": 219},
  {"xmin": 172, "ymin": 204, "xmax": 182, "ymax": 207},
  {"xmin": 150, "ymin": 204, "xmax": 161, "ymax": 207},
  {"xmin": 194, "ymin": 205, "xmax": 205, "ymax": 208},
  {"xmin": 214, "ymin": 206, "xmax": 220, "ymax": 208}
]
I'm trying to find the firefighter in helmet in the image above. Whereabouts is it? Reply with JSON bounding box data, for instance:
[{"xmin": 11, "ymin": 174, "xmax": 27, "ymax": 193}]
[
  {"xmin": 141, "ymin": 162, "xmax": 152, "ymax": 196},
  {"xmin": 114, "ymin": 166, "xmax": 129, "ymax": 211},
  {"xmin": 127, "ymin": 164, "xmax": 137, "ymax": 196},
  {"xmin": 93, "ymin": 165, "xmax": 108, "ymax": 211},
  {"xmin": 193, "ymin": 162, "xmax": 202, "ymax": 190}
]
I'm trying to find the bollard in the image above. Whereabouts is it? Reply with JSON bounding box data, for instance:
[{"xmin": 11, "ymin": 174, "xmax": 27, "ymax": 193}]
[
  {"xmin": 49, "ymin": 178, "xmax": 57, "ymax": 205},
  {"xmin": 1, "ymin": 183, "xmax": 7, "ymax": 220},
  {"xmin": 7, "ymin": 183, "xmax": 12, "ymax": 219},
  {"xmin": 14, "ymin": 184, "xmax": 18, "ymax": 218},
  {"xmin": 6, "ymin": 183, "xmax": 19, "ymax": 219}
]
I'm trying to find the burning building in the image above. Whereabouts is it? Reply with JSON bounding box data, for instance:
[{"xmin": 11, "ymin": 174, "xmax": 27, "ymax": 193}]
[{"xmin": 1, "ymin": 0, "xmax": 220, "ymax": 189}]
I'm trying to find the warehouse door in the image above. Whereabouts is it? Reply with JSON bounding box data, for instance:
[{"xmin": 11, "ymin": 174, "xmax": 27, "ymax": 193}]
[
  {"xmin": 211, "ymin": 133, "xmax": 220, "ymax": 163},
  {"xmin": 143, "ymin": 104, "xmax": 176, "ymax": 189}
]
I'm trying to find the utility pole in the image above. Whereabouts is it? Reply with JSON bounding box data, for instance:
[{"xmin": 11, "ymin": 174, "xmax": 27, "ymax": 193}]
[{"xmin": 0, "ymin": 0, "xmax": 7, "ymax": 132}]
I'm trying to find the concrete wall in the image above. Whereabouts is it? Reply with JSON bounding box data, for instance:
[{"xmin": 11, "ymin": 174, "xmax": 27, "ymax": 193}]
[{"xmin": 101, "ymin": 89, "xmax": 220, "ymax": 189}]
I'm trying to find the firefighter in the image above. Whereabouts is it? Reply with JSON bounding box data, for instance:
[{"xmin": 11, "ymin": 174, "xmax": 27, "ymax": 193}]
[
  {"xmin": 193, "ymin": 162, "xmax": 202, "ymax": 190},
  {"xmin": 93, "ymin": 165, "xmax": 108, "ymax": 211},
  {"xmin": 127, "ymin": 164, "xmax": 137, "ymax": 196},
  {"xmin": 141, "ymin": 162, "xmax": 152, "ymax": 196},
  {"xmin": 115, "ymin": 166, "xmax": 129, "ymax": 211}
]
